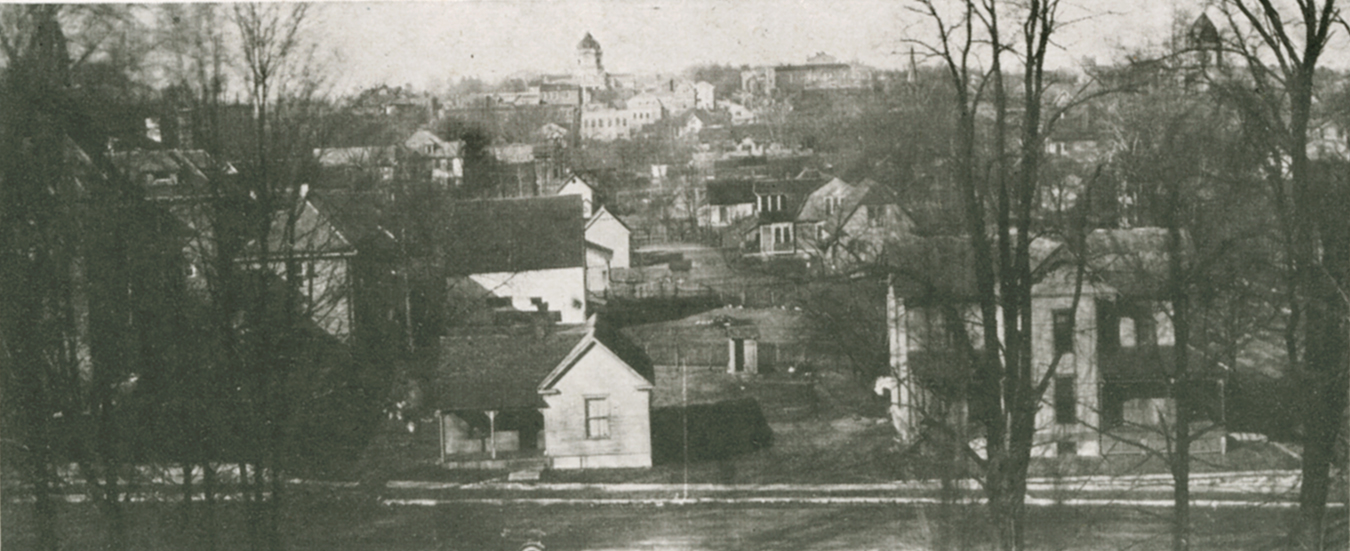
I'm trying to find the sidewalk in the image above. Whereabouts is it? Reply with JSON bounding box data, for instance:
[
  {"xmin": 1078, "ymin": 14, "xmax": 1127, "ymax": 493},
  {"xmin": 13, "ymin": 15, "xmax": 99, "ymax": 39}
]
[{"xmin": 379, "ymin": 470, "xmax": 1307, "ymax": 508}]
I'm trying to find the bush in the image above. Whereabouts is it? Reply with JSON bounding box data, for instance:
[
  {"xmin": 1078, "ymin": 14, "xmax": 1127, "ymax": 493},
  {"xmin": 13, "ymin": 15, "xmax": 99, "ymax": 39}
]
[{"xmin": 651, "ymin": 398, "xmax": 773, "ymax": 464}]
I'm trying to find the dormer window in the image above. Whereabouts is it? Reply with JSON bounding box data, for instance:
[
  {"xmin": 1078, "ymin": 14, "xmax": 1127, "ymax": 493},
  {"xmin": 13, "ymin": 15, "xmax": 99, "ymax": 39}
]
[
  {"xmin": 758, "ymin": 194, "xmax": 785, "ymax": 212},
  {"xmin": 867, "ymin": 205, "xmax": 885, "ymax": 226},
  {"xmin": 824, "ymin": 196, "xmax": 842, "ymax": 216},
  {"xmin": 149, "ymin": 171, "xmax": 176, "ymax": 187}
]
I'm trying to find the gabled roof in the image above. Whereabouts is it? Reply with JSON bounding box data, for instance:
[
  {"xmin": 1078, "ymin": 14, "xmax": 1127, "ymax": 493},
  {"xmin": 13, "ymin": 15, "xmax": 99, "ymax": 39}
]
[
  {"xmin": 1188, "ymin": 13, "xmax": 1221, "ymax": 48},
  {"xmin": 578, "ymin": 32, "xmax": 602, "ymax": 51},
  {"xmin": 429, "ymin": 317, "xmax": 656, "ymax": 412},
  {"xmin": 404, "ymin": 129, "xmax": 462, "ymax": 157},
  {"xmin": 586, "ymin": 204, "xmax": 632, "ymax": 233},
  {"xmin": 559, "ymin": 173, "xmax": 596, "ymax": 193},
  {"xmin": 442, "ymin": 195, "xmax": 585, "ymax": 275},
  {"xmin": 797, "ymin": 177, "xmax": 869, "ymax": 222},
  {"xmin": 1080, "ymin": 228, "xmax": 1177, "ymax": 298},
  {"xmin": 266, "ymin": 197, "xmax": 355, "ymax": 257},
  {"xmin": 308, "ymin": 191, "xmax": 396, "ymax": 246},
  {"xmin": 113, "ymin": 149, "xmax": 213, "ymax": 200},
  {"xmin": 429, "ymin": 326, "xmax": 588, "ymax": 411},
  {"xmin": 540, "ymin": 317, "xmax": 656, "ymax": 389},
  {"xmin": 706, "ymin": 179, "xmax": 757, "ymax": 205},
  {"xmin": 886, "ymin": 227, "xmax": 1177, "ymax": 301},
  {"xmin": 315, "ymin": 146, "xmax": 397, "ymax": 167}
]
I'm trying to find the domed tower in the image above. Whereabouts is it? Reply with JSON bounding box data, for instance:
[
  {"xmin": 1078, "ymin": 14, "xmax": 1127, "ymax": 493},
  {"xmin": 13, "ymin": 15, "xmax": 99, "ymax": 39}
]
[{"xmin": 575, "ymin": 32, "xmax": 607, "ymax": 89}]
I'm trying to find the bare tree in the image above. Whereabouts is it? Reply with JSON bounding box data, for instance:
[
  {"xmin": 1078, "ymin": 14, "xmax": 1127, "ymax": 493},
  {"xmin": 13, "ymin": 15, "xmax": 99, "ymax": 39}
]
[
  {"xmin": 1213, "ymin": 1, "xmax": 1348, "ymax": 547},
  {"xmin": 907, "ymin": 1, "xmax": 1108, "ymax": 549}
]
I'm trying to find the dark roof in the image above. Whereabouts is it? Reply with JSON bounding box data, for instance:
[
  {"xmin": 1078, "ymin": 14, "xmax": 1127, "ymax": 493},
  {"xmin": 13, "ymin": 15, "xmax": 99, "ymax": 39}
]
[
  {"xmin": 776, "ymin": 63, "xmax": 851, "ymax": 71},
  {"xmin": 429, "ymin": 328, "xmax": 588, "ymax": 411},
  {"xmin": 443, "ymin": 195, "xmax": 585, "ymax": 274},
  {"xmin": 578, "ymin": 32, "xmax": 601, "ymax": 51},
  {"xmin": 591, "ymin": 318, "xmax": 655, "ymax": 383},
  {"xmin": 886, "ymin": 228, "xmax": 1178, "ymax": 301},
  {"xmin": 429, "ymin": 319, "xmax": 655, "ymax": 411},
  {"xmin": 858, "ymin": 181, "xmax": 897, "ymax": 206},
  {"xmin": 706, "ymin": 179, "xmax": 756, "ymax": 205},
  {"xmin": 885, "ymin": 236, "xmax": 979, "ymax": 300},
  {"xmin": 113, "ymin": 149, "xmax": 212, "ymax": 200},
  {"xmin": 1188, "ymin": 13, "xmax": 1221, "ymax": 48},
  {"xmin": 1082, "ymin": 228, "xmax": 1176, "ymax": 297},
  {"xmin": 308, "ymin": 191, "xmax": 394, "ymax": 245},
  {"xmin": 754, "ymin": 178, "xmax": 827, "ymax": 197}
]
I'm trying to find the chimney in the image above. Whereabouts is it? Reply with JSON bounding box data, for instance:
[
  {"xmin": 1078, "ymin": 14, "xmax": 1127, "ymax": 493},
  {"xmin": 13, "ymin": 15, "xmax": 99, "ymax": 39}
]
[{"xmin": 176, "ymin": 107, "xmax": 194, "ymax": 150}]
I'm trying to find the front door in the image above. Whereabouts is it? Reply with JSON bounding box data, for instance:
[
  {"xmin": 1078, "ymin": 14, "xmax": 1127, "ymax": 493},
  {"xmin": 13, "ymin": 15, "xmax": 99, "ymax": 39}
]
[{"xmin": 732, "ymin": 338, "xmax": 745, "ymax": 372}]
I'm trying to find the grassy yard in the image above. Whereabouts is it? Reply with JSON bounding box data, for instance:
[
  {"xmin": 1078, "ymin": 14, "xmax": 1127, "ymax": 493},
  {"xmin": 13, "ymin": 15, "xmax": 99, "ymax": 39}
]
[{"xmin": 1, "ymin": 493, "xmax": 1297, "ymax": 550}]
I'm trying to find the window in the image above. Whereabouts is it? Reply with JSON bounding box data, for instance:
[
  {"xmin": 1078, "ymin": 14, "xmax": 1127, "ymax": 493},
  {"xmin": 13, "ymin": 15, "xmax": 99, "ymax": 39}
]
[
  {"xmin": 585, "ymin": 397, "xmax": 610, "ymax": 438},
  {"xmin": 530, "ymin": 297, "xmax": 547, "ymax": 312},
  {"xmin": 1057, "ymin": 440, "xmax": 1078, "ymax": 456},
  {"xmin": 1096, "ymin": 299, "xmax": 1120, "ymax": 354},
  {"xmin": 824, "ymin": 196, "xmax": 841, "ymax": 215},
  {"xmin": 1135, "ymin": 312, "xmax": 1157, "ymax": 347},
  {"xmin": 867, "ymin": 205, "xmax": 885, "ymax": 226},
  {"xmin": 1054, "ymin": 376, "xmax": 1077, "ymax": 424},
  {"xmin": 758, "ymin": 194, "xmax": 785, "ymax": 212},
  {"xmin": 773, "ymin": 225, "xmax": 793, "ymax": 246},
  {"xmin": 1053, "ymin": 309, "xmax": 1074, "ymax": 356}
]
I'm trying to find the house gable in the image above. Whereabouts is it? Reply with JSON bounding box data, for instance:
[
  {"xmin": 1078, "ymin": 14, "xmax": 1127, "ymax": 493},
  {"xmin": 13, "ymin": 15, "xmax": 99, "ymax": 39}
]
[
  {"xmin": 585, "ymin": 205, "xmax": 631, "ymax": 268},
  {"xmin": 558, "ymin": 175, "xmax": 596, "ymax": 217}
]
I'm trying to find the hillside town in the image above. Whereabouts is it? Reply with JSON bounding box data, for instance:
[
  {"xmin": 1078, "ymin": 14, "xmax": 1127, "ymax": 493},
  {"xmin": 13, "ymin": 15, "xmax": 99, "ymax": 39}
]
[{"xmin": 4, "ymin": 3, "xmax": 1350, "ymax": 551}]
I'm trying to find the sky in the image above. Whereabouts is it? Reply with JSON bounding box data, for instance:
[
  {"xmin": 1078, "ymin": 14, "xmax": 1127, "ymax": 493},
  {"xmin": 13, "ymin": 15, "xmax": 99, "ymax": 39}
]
[{"xmin": 308, "ymin": 0, "xmax": 1219, "ymax": 93}]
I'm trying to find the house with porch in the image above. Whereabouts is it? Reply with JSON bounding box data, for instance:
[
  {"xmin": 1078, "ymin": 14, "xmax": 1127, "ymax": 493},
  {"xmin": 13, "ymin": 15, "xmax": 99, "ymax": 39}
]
[
  {"xmin": 884, "ymin": 229, "xmax": 1226, "ymax": 457},
  {"xmin": 429, "ymin": 317, "xmax": 655, "ymax": 469}
]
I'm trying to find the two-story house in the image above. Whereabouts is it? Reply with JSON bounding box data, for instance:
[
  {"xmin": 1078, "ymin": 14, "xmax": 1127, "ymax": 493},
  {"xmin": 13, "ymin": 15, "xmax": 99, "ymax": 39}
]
[
  {"xmin": 884, "ymin": 229, "xmax": 1226, "ymax": 457},
  {"xmin": 795, "ymin": 177, "xmax": 912, "ymax": 269},
  {"xmin": 403, "ymin": 129, "xmax": 464, "ymax": 186},
  {"xmin": 745, "ymin": 177, "xmax": 828, "ymax": 257},
  {"xmin": 443, "ymin": 195, "xmax": 590, "ymax": 325}
]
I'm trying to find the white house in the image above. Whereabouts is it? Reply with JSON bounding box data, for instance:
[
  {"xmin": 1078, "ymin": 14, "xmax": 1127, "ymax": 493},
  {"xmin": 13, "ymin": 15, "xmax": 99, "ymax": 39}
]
[
  {"xmin": 795, "ymin": 177, "xmax": 912, "ymax": 268},
  {"xmin": 694, "ymin": 81, "xmax": 716, "ymax": 110},
  {"xmin": 443, "ymin": 195, "xmax": 589, "ymax": 325},
  {"xmin": 430, "ymin": 317, "xmax": 655, "ymax": 470},
  {"xmin": 884, "ymin": 230, "xmax": 1227, "ymax": 457},
  {"xmin": 404, "ymin": 129, "xmax": 464, "ymax": 185},
  {"xmin": 586, "ymin": 205, "xmax": 632, "ymax": 269},
  {"xmin": 557, "ymin": 174, "xmax": 598, "ymax": 218}
]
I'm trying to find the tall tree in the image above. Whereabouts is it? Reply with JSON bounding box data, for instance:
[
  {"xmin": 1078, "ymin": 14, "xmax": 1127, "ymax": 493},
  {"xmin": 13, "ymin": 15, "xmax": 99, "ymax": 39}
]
[
  {"xmin": 911, "ymin": 1, "xmax": 1099, "ymax": 548},
  {"xmin": 1216, "ymin": 2, "xmax": 1347, "ymax": 547}
]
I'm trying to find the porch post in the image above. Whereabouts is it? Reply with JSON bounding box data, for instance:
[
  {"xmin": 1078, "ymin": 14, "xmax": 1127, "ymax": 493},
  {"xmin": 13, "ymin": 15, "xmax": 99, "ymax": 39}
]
[
  {"xmin": 487, "ymin": 410, "xmax": 498, "ymax": 459},
  {"xmin": 437, "ymin": 410, "xmax": 445, "ymax": 464}
]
